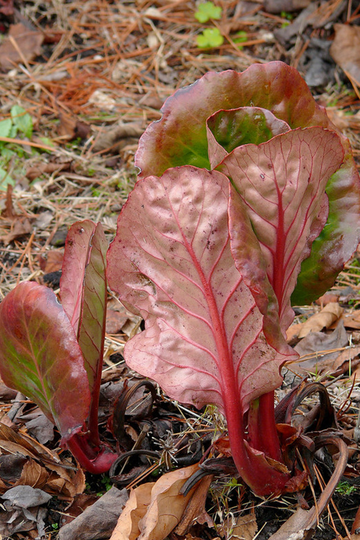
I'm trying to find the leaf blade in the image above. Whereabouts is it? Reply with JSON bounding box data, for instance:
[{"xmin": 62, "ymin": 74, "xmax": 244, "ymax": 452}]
[
  {"xmin": 107, "ymin": 166, "xmax": 293, "ymax": 413},
  {"xmin": 135, "ymin": 62, "xmax": 331, "ymax": 178},
  {"xmin": 60, "ymin": 221, "xmax": 108, "ymax": 394},
  {"xmin": 222, "ymin": 127, "xmax": 345, "ymax": 330},
  {"xmin": 0, "ymin": 282, "xmax": 91, "ymax": 437}
]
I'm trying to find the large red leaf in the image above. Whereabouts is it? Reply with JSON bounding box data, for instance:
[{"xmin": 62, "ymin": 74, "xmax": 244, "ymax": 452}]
[
  {"xmin": 0, "ymin": 282, "xmax": 91, "ymax": 438},
  {"xmin": 107, "ymin": 166, "xmax": 294, "ymax": 414},
  {"xmin": 135, "ymin": 62, "xmax": 330, "ymax": 177},
  {"xmin": 135, "ymin": 62, "xmax": 360, "ymax": 306},
  {"xmin": 221, "ymin": 127, "xmax": 344, "ymax": 332}
]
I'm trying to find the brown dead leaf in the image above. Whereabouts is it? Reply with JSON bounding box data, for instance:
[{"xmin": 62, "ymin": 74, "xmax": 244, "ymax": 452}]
[
  {"xmin": 0, "ymin": 422, "xmax": 85, "ymax": 498},
  {"xmin": 26, "ymin": 161, "xmax": 71, "ymax": 181},
  {"xmin": 174, "ymin": 475, "xmax": 214, "ymax": 535},
  {"xmin": 58, "ymin": 112, "xmax": 91, "ymax": 142},
  {"xmin": 110, "ymin": 463, "xmax": 201, "ymax": 540},
  {"xmin": 344, "ymin": 310, "xmax": 360, "ymax": 330},
  {"xmin": 0, "ymin": 217, "xmax": 33, "ymax": 244},
  {"xmin": 229, "ymin": 512, "xmax": 258, "ymax": 540},
  {"xmin": 39, "ymin": 250, "xmax": 64, "ymax": 273},
  {"xmin": 298, "ymin": 302, "xmax": 343, "ymax": 339},
  {"xmin": 286, "ymin": 322, "xmax": 303, "ymax": 343},
  {"xmin": 330, "ymin": 24, "xmax": 360, "ymax": 85},
  {"xmin": 263, "ymin": 0, "xmax": 310, "ymax": 13},
  {"xmin": 291, "ymin": 321, "xmax": 349, "ymax": 376},
  {"xmin": 58, "ymin": 487, "xmax": 128, "ymax": 540},
  {"xmin": 106, "ymin": 309, "xmax": 129, "ymax": 334},
  {"xmin": 0, "ymin": 23, "xmax": 44, "ymax": 71},
  {"xmin": 110, "ymin": 483, "xmax": 153, "ymax": 540},
  {"xmin": 315, "ymin": 292, "xmax": 340, "ymax": 306},
  {"xmin": 92, "ymin": 122, "xmax": 144, "ymax": 154}
]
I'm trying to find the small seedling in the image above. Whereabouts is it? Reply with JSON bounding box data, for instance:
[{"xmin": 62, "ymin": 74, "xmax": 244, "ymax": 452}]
[
  {"xmin": 196, "ymin": 27, "xmax": 224, "ymax": 48},
  {"xmin": 233, "ymin": 31, "xmax": 248, "ymax": 49},
  {"xmin": 195, "ymin": 2, "xmax": 222, "ymax": 23},
  {"xmin": 0, "ymin": 105, "xmax": 34, "ymax": 189},
  {"xmin": 335, "ymin": 481, "xmax": 357, "ymax": 496}
]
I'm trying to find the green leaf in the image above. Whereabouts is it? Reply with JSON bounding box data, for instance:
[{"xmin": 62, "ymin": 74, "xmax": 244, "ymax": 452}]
[
  {"xmin": 195, "ymin": 2, "xmax": 222, "ymax": 23},
  {"xmin": 9, "ymin": 124, "xmax": 17, "ymax": 138},
  {"xmin": 0, "ymin": 119, "xmax": 12, "ymax": 138},
  {"xmin": 0, "ymin": 282, "xmax": 92, "ymax": 437},
  {"xmin": 196, "ymin": 27, "xmax": 224, "ymax": 48},
  {"xmin": 0, "ymin": 167, "xmax": 14, "ymax": 190},
  {"xmin": 11, "ymin": 105, "xmax": 33, "ymax": 138}
]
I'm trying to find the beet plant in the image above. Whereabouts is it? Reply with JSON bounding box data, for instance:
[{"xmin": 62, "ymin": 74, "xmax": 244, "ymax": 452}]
[
  {"xmin": 0, "ymin": 62, "xmax": 359, "ymax": 498},
  {"xmin": 106, "ymin": 62, "xmax": 360, "ymax": 496},
  {"xmin": 0, "ymin": 221, "xmax": 117, "ymax": 473}
]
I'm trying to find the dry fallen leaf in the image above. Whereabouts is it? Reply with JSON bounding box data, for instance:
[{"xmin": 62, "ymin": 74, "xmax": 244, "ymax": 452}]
[
  {"xmin": 291, "ymin": 321, "xmax": 348, "ymax": 377},
  {"xmin": 0, "ymin": 217, "xmax": 33, "ymax": 245},
  {"xmin": 174, "ymin": 475, "xmax": 214, "ymax": 535},
  {"xmin": 228, "ymin": 512, "xmax": 258, "ymax": 540},
  {"xmin": 0, "ymin": 23, "xmax": 44, "ymax": 71},
  {"xmin": 0, "ymin": 422, "xmax": 85, "ymax": 498},
  {"xmin": 110, "ymin": 463, "xmax": 203, "ymax": 540},
  {"xmin": 58, "ymin": 112, "xmax": 91, "ymax": 141},
  {"xmin": 92, "ymin": 122, "xmax": 144, "ymax": 154},
  {"xmin": 298, "ymin": 302, "xmax": 343, "ymax": 339},
  {"xmin": 39, "ymin": 250, "xmax": 64, "ymax": 273},
  {"xmin": 330, "ymin": 24, "xmax": 360, "ymax": 85},
  {"xmin": 110, "ymin": 483, "xmax": 153, "ymax": 540}
]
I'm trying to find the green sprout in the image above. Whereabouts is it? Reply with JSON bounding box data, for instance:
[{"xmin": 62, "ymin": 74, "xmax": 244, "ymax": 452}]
[
  {"xmin": 195, "ymin": 2, "xmax": 222, "ymax": 23},
  {"xmin": 196, "ymin": 27, "xmax": 224, "ymax": 48},
  {"xmin": 233, "ymin": 31, "xmax": 248, "ymax": 49},
  {"xmin": 0, "ymin": 105, "xmax": 34, "ymax": 190},
  {"xmin": 335, "ymin": 481, "xmax": 357, "ymax": 496}
]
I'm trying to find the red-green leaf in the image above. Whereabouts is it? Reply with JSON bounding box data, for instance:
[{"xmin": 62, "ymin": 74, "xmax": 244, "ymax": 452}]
[
  {"xmin": 0, "ymin": 282, "xmax": 91, "ymax": 438},
  {"xmin": 207, "ymin": 107, "xmax": 290, "ymax": 169},
  {"xmin": 135, "ymin": 62, "xmax": 332, "ymax": 178},
  {"xmin": 221, "ymin": 127, "xmax": 344, "ymax": 331},
  {"xmin": 292, "ymin": 142, "xmax": 360, "ymax": 304},
  {"xmin": 60, "ymin": 221, "xmax": 108, "ymax": 394},
  {"xmin": 135, "ymin": 61, "xmax": 360, "ymax": 305}
]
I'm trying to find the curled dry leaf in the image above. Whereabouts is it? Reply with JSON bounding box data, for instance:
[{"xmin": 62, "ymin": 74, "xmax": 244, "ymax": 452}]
[
  {"xmin": 330, "ymin": 24, "xmax": 360, "ymax": 85},
  {"xmin": 110, "ymin": 464, "xmax": 207, "ymax": 540},
  {"xmin": 298, "ymin": 302, "xmax": 343, "ymax": 338},
  {"xmin": 0, "ymin": 23, "xmax": 44, "ymax": 71},
  {"xmin": 0, "ymin": 422, "xmax": 85, "ymax": 498}
]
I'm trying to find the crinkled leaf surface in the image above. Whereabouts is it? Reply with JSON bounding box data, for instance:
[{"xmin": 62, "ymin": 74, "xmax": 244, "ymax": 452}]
[
  {"xmin": 107, "ymin": 166, "xmax": 293, "ymax": 414},
  {"xmin": 221, "ymin": 127, "xmax": 345, "ymax": 331},
  {"xmin": 60, "ymin": 221, "xmax": 107, "ymax": 394},
  {"xmin": 135, "ymin": 61, "xmax": 360, "ymax": 305},
  {"xmin": 0, "ymin": 282, "xmax": 91, "ymax": 437},
  {"xmin": 135, "ymin": 62, "xmax": 332, "ymax": 177},
  {"xmin": 206, "ymin": 107, "xmax": 290, "ymax": 169}
]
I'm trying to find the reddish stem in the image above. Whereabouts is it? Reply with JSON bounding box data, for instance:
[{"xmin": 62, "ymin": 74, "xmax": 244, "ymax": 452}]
[
  {"xmin": 248, "ymin": 391, "xmax": 283, "ymax": 462},
  {"xmin": 66, "ymin": 433, "xmax": 118, "ymax": 474},
  {"xmin": 222, "ymin": 386, "xmax": 289, "ymax": 496}
]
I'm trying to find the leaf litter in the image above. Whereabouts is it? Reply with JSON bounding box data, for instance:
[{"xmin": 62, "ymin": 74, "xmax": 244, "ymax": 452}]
[{"xmin": 1, "ymin": 1, "xmax": 360, "ymax": 539}]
